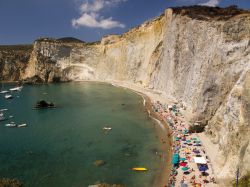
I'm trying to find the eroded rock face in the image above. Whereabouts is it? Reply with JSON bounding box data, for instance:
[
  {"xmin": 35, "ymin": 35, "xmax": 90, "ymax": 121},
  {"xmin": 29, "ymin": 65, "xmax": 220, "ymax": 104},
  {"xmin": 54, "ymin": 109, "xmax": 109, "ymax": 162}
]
[
  {"xmin": 0, "ymin": 45, "xmax": 32, "ymax": 81},
  {"xmin": 0, "ymin": 6, "xmax": 249, "ymax": 180}
]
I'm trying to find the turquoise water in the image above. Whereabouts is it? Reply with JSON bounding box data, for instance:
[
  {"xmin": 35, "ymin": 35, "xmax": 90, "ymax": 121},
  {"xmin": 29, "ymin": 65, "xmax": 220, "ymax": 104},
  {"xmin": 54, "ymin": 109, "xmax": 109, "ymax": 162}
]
[{"xmin": 0, "ymin": 82, "xmax": 163, "ymax": 187}]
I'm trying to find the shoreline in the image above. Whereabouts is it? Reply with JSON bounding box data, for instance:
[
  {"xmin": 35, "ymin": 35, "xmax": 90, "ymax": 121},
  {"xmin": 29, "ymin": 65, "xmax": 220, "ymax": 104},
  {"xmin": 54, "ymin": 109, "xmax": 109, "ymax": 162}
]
[
  {"xmin": 127, "ymin": 89, "xmax": 172, "ymax": 187},
  {"xmin": 77, "ymin": 80, "xmax": 173, "ymax": 187}
]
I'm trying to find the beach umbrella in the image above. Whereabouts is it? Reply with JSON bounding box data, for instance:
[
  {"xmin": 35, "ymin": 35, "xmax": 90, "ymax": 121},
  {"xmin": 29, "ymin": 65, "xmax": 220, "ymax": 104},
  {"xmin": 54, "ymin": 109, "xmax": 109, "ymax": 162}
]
[
  {"xmin": 181, "ymin": 167, "xmax": 189, "ymax": 171},
  {"xmin": 180, "ymin": 157, "xmax": 186, "ymax": 161},
  {"xmin": 180, "ymin": 162, "xmax": 187, "ymax": 167},
  {"xmin": 193, "ymin": 150, "xmax": 200, "ymax": 154},
  {"xmin": 199, "ymin": 165, "xmax": 208, "ymax": 172},
  {"xmin": 172, "ymin": 154, "xmax": 180, "ymax": 164},
  {"xmin": 181, "ymin": 183, "xmax": 188, "ymax": 187},
  {"xmin": 194, "ymin": 143, "xmax": 201, "ymax": 146},
  {"xmin": 186, "ymin": 140, "xmax": 191, "ymax": 143},
  {"xmin": 172, "ymin": 159, "xmax": 179, "ymax": 165}
]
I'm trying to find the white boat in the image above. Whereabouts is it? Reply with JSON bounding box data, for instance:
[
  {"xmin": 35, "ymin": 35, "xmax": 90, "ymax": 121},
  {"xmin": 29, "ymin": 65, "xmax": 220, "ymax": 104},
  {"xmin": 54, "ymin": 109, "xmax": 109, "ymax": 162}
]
[
  {"xmin": 5, "ymin": 94, "xmax": 13, "ymax": 99},
  {"xmin": 0, "ymin": 83, "xmax": 9, "ymax": 94},
  {"xmin": 103, "ymin": 127, "xmax": 112, "ymax": 130},
  {"xmin": 0, "ymin": 90, "xmax": 9, "ymax": 94},
  {"xmin": 5, "ymin": 123, "xmax": 17, "ymax": 127},
  {"xmin": 9, "ymin": 86, "xmax": 23, "ymax": 91},
  {"xmin": 0, "ymin": 117, "xmax": 5, "ymax": 121},
  {"xmin": 0, "ymin": 109, "xmax": 8, "ymax": 112},
  {"xmin": 0, "ymin": 114, "xmax": 6, "ymax": 121},
  {"xmin": 18, "ymin": 124, "xmax": 27, "ymax": 128}
]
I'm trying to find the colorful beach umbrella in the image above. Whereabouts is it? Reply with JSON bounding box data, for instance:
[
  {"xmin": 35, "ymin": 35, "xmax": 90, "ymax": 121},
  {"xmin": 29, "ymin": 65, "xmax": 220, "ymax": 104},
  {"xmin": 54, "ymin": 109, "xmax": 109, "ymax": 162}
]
[
  {"xmin": 193, "ymin": 150, "xmax": 200, "ymax": 154},
  {"xmin": 180, "ymin": 157, "xmax": 186, "ymax": 161},
  {"xmin": 199, "ymin": 165, "xmax": 208, "ymax": 172},
  {"xmin": 181, "ymin": 167, "xmax": 189, "ymax": 171},
  {"xmin": 180, "ymin": 162, "xmax": 187, "ymax": 167}
]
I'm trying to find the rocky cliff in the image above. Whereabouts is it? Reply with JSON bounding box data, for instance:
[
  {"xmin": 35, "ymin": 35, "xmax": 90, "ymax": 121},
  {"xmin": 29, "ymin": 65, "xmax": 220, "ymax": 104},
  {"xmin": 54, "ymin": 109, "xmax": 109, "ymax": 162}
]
[{"xmin": 0, "ymin": 6, "xmax": 249, "ymax": 182}]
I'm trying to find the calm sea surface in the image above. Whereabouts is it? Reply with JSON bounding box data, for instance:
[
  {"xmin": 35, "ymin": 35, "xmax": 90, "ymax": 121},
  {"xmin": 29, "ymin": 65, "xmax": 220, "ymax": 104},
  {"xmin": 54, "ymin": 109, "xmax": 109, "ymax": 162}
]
[{"xmin": 0, "ymin": 82, "xmax": 163, "ymax": 187}]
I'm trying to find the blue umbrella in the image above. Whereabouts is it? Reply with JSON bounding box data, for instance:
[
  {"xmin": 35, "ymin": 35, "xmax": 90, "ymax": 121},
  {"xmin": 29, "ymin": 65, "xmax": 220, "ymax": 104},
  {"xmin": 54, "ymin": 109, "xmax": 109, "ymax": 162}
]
[{"xmin": 199, "ymin": 165, "xmax": 208, "ymax": 172}]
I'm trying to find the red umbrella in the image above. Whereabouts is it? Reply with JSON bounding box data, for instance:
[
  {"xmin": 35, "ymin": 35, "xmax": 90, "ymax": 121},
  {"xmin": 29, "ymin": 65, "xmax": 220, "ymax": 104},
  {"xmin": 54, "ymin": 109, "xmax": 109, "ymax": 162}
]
[{"xmin": 180, "ymin": 162, "xmax": 187, "ymax": 167}]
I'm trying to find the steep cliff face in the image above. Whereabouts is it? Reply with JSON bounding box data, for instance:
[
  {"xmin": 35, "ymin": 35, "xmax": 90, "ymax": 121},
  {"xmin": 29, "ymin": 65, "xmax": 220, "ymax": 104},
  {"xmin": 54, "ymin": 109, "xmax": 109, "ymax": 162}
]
[{"xmin": 0, "ymin": 6, "xmax": 249, "ymax": 181}]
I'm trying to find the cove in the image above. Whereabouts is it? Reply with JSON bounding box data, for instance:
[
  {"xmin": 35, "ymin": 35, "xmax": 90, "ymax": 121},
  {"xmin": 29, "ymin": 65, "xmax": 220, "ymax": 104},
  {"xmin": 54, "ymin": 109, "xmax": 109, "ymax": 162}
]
[{"xmin": 0, "ymin": 82, "xmax": 167, "ymax": 187}]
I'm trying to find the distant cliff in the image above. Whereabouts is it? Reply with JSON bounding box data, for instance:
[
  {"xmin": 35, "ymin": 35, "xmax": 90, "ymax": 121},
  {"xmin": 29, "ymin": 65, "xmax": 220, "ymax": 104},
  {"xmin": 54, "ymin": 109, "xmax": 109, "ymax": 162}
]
[{"xmin": 0, "ymin": 5, "xmax": 250, "ymax": 182}]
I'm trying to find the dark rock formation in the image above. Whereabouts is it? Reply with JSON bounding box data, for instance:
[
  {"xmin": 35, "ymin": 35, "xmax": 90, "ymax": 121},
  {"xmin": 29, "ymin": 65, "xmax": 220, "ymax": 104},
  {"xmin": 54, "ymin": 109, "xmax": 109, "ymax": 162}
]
[
  {"xmin": 23, "ymin": 75, "xmax": 44, "ymax": 84},
  {"xmin": 35, "ymin": 100, "xmax": 55, "ymax": 109}
]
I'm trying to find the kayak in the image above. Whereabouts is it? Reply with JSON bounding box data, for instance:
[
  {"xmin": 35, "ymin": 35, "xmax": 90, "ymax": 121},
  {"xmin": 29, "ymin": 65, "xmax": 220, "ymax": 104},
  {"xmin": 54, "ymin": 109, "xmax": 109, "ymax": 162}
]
[{"xmin": 132, "ymin": 168, "xmax": 148, "ymax": 171}]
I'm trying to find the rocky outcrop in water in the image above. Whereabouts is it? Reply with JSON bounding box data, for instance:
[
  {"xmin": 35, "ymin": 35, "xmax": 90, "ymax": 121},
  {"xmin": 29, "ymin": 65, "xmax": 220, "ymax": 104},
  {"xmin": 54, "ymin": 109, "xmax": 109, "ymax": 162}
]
[
  {"xmin": 35, "ymin": 100, "xmax": 55, "ymax": 109},
  {"xmin": 0, "ymin": 5, "xmax": 249, "ymax": 181},
  {"xmin": 0, "ymin": 178, "xmax": 23, "ymax": 187}
]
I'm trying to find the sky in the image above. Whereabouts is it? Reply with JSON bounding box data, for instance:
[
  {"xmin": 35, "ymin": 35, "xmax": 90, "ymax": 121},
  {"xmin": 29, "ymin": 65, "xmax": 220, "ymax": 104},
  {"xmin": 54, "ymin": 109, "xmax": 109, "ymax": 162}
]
[{"xmin": 0, "ymin": 0, "xmax": 249, "ymax": 45}]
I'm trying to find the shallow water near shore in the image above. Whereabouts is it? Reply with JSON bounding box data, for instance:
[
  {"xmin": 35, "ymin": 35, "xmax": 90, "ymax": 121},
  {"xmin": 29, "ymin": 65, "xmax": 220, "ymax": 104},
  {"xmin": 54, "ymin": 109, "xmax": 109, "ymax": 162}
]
[{"xmin": 0, "ymin": 82, "xmax": 166, "ymax": 187}]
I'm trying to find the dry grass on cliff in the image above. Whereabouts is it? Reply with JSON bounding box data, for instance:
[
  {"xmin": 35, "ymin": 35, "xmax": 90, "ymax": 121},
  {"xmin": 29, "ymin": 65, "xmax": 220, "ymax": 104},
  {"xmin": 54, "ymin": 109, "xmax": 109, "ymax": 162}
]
[
  {"xmin": 0, "ymin": 45, "xmax": 33, "ymax": 52},
  {"xmin": 172, "ymin": 5, "xmax": 250, "ymax": 21}
]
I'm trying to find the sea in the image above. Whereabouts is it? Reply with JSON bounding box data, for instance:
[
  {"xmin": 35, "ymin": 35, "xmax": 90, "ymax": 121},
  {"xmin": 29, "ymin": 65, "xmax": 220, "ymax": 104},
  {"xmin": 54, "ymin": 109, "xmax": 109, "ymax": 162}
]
[{"xmin": 0, "ymin": 82, "xmax": 164, "ymax": 187}]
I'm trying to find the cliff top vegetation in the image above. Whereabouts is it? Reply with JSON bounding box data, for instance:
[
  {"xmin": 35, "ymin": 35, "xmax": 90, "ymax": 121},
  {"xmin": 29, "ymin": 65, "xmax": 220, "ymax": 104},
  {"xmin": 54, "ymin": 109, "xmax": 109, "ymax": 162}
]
[{"xmin": 172, "ymin": 5, "xmax": 250, "ymax": 21}]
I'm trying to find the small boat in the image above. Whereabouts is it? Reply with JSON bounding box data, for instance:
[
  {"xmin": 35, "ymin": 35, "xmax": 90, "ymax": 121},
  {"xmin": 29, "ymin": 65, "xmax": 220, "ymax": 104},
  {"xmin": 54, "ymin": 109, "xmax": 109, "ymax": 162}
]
[
  {"xmin": 0, "ymin": 90, "xmax": 9, "ymax": 94},
  {"xmin": 0, "ymin": 83, "xmax": 9, "ymax": 94},
  {"xmin": 0, "ymin": 117, "xmax": 6, "ymax": 121},
  {"xmin": 132, "ymin": 168, "xmax": 148, "ymax": 171},
  {"xmin": 18, "ymin": 124, "xmax": 27, "ymax": 128},
  {"xmin": 5, "ymin": 94, "xmax": 13, "ymax": 99},
  {"xmin": 0, "ymin": 109, "xmax": 8, "ymax": 112},
  {"xmin": 0, "ymin": 114, "xmax": 6, "ymax": 121},
  {"xmin": 5, "ymin": 123, "xmax": 17, "ymax": 127},
  {"xmin": 103, "ymin": 127, "xmax": 112, "ymax": 130},
  {"xmin": 9, "ymin": 86, "xmax": 23, "ymax": 92}
]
